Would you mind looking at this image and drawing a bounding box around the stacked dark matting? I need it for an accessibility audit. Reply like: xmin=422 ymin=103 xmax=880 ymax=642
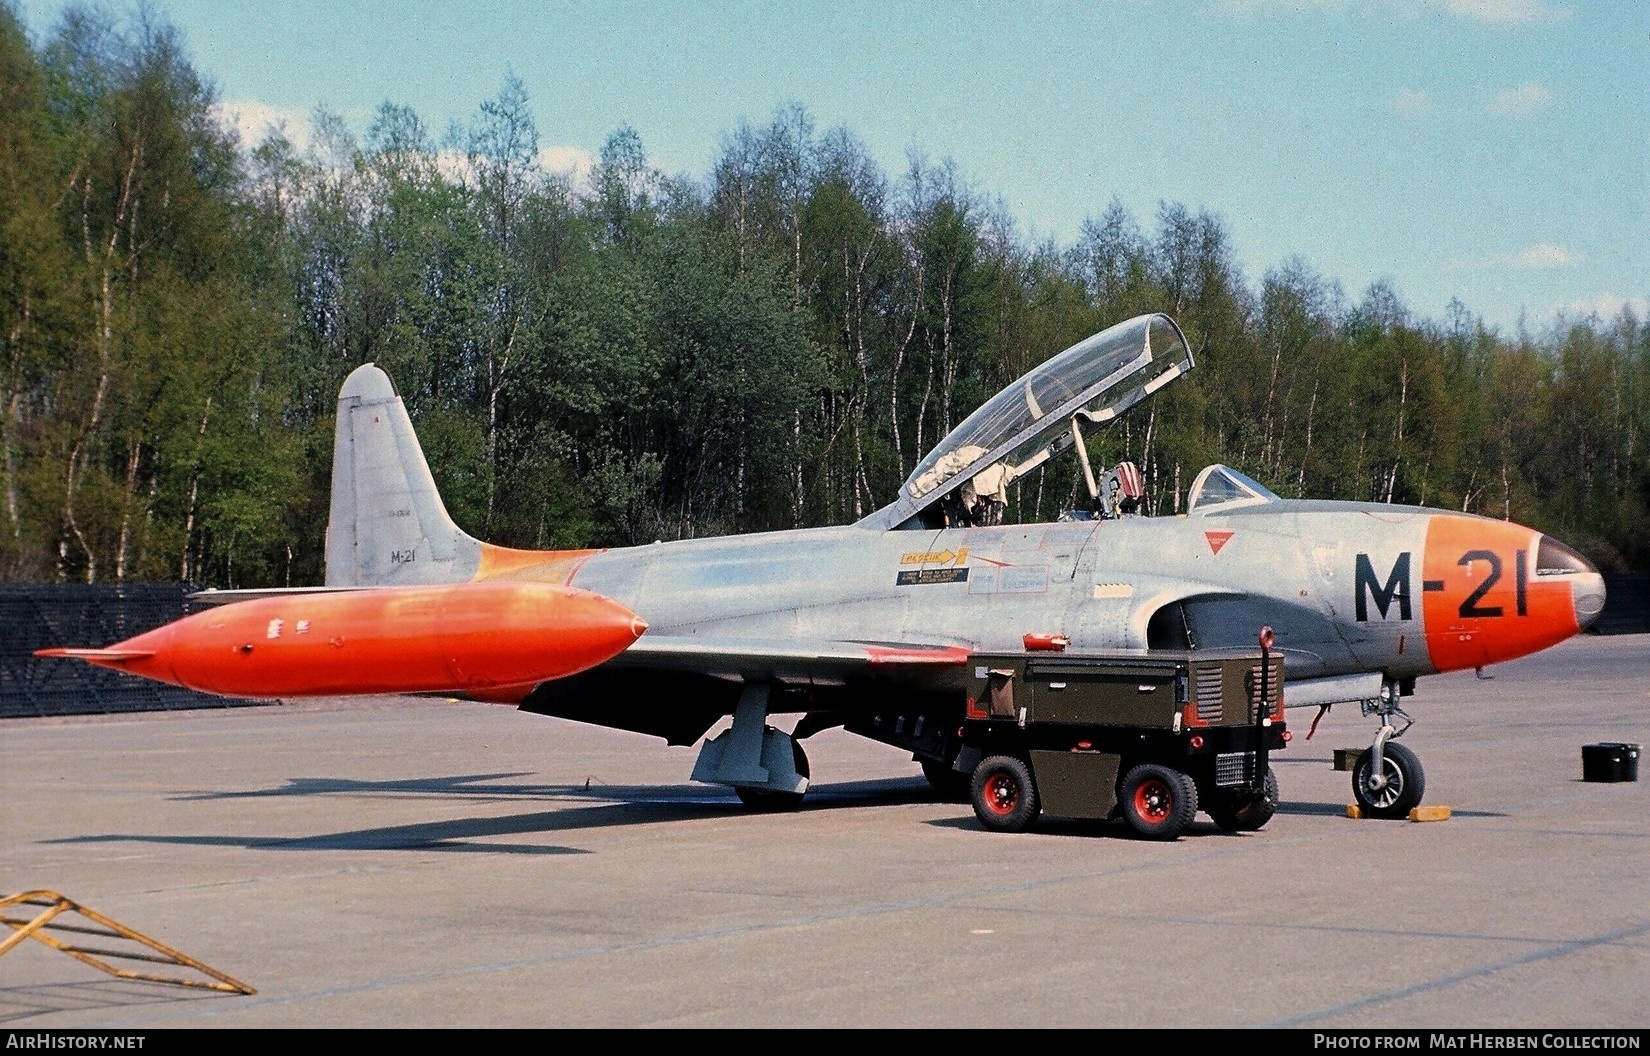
xmin=0 ymin=584 xmax=263 ymax=718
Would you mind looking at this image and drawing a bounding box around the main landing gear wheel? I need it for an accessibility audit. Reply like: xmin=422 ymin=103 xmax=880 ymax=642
xmin=970 ymin=755 xmax=1039 ymax=833
xmin=1352 ymin=740 xmax=1425 ymax=820
xmin=734 ymin=738 xmax=811 ymax=813
xmin=921 ymin=758 xmax=971 ymax=803
xmin=1207 ymin=769 xmax=1280 ymax=832
xmin=1119 ymin=763 xmax=1198 ymax=840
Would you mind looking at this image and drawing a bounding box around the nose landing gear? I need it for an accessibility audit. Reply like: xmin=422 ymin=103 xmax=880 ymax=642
xmin=1352 ymin=680 xmax=1426 ymax=819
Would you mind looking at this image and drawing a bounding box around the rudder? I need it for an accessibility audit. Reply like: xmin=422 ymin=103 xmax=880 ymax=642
xmin=325 ymin=364 xmax=482 ymax=587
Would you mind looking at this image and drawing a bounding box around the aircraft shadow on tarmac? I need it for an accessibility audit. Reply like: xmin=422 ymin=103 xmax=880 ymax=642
xmin=39 ymin=774 xmax=945 ymax=855
xmin=165 ymin=770 xmax=941 ymax=806
xmin=37 ymin=762 xmax=1504 ymax=854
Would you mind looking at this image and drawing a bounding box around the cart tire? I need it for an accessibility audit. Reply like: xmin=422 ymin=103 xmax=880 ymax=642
xmin=970 ymin=755 xmax=1039 ymax=833
xmin=922 ymin=758 xmax=971 ymax=803
xmin=1352 ymin=741 xmax=1425 ymax=819
xmin=1207 ymin=769 xmax=1280 ymax=832
xmin=1119 ymin=763 xmax=1198 ymax=840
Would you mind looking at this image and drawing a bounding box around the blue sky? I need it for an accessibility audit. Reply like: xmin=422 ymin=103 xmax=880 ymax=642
xmin=17 ymin=0 xmax=1648 ymax=335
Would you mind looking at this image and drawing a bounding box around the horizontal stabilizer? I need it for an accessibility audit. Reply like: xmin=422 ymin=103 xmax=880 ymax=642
xmin=186 ymin=586 xmax=363 ymax=607
xmin=34 ymin=647 xmax=156 ymax=662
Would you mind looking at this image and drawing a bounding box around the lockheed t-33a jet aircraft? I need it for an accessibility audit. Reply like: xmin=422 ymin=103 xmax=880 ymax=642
xmin=43 ymin=313 xmax=1605 ymax=827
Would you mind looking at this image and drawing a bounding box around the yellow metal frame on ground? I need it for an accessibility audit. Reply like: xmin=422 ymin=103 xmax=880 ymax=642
xmin=0 ymin=890 xmax=254 ymax=995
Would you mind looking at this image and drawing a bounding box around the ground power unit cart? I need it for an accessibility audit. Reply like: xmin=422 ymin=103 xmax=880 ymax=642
xmin=958 ymin=630 xmax=1286 ymax=840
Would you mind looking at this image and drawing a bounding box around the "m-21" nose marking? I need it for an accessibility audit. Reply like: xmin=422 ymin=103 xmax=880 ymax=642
xmin=1355 ymin=550 xmax=1529 ymax=622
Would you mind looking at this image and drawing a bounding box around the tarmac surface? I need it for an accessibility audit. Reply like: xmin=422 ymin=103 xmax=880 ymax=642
xmin=1 ymin=633 xmax=1646 ymax=1030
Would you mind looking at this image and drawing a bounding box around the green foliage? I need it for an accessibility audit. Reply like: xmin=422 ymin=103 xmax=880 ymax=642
xmin=1 ymin=11 xmax=1646 ymax=583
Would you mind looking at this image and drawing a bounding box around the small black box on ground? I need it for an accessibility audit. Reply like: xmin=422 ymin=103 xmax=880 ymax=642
xmin=1581 ymin=743 xmax=1640 ymax=783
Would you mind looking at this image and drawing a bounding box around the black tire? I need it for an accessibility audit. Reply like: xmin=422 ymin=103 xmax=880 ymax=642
xmin=1352 ymin=741 xmax=1425 ymax=819
xmin=970 ymin=755 xmax=1039 ymax=833
xmin=1118 ymin=763 xmax=1198 ymax=840
xmin=1207 ymin=769 xmax=1280 ymax=832
xmin=921 ymin=758 xmax=971 ymax=802
xmin=735 ymin=736 xmax=810 ymax=813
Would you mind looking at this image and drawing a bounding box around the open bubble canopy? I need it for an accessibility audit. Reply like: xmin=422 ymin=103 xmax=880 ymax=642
xmin=865 ymin=313 xmax=1193 ymax=528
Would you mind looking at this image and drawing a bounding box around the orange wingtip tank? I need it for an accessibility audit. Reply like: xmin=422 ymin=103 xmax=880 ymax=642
xmin=35 ymin=581 xmax=646 ymax=698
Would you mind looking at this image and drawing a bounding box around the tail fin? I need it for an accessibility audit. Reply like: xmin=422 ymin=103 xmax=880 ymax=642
xmin=325 ymin=364 xmax=482 ymax=587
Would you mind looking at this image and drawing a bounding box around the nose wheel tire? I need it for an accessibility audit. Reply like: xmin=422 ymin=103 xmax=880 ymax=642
xmin=1118 ymin=763 xmax=1198 ymax=840
xmin=1352 ymin=741 xmax=1425 ymax=819
xmin=970 ymin=755 xmax=1039 ymax=833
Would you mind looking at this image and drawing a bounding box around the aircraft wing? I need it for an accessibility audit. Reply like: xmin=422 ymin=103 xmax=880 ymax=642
xmin=519 ymin=634 xmax=975 ymax=746
xmin=605 ymin=635 xmax=973 ymax=684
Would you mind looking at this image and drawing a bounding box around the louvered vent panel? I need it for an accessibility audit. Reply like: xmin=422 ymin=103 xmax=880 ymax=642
xmin=1246 ymin=661 xmax=1282 ymax=719
xmin=1195 ymin=665 xmax=1224 ymax=723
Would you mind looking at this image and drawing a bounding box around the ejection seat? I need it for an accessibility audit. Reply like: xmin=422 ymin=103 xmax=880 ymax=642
xmin=1099 ymin=461 xmax=1144 ymax=518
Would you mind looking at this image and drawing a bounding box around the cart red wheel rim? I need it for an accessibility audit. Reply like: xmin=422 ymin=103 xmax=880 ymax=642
xmin=1133 ymin=779 xmax=1171 ymax=821
xmin=984 ymin=772 xmax=1019 ymax=815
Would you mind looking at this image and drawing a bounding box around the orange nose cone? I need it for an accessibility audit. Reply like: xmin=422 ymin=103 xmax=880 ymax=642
xmin=1423 ymin=517 xmax=1604 ymax=673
